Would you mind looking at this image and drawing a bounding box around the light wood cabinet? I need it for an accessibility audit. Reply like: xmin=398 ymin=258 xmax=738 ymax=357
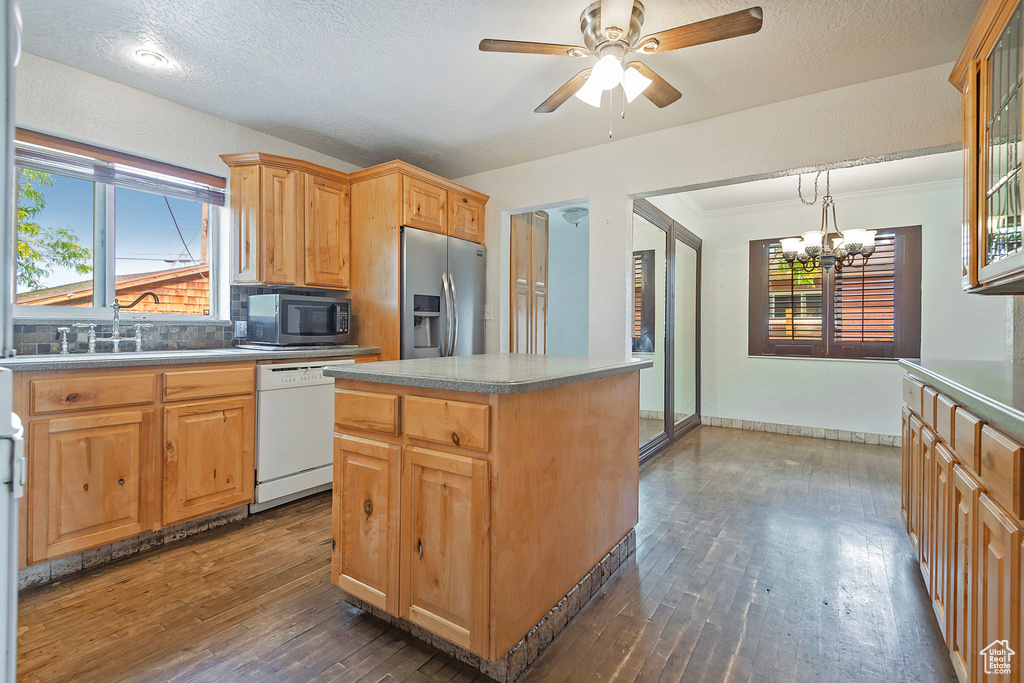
xmin=920 ymin=426 xmax=937 ymax=592
xmin=909 ymin=414 xmax=924 ymax=552
xmin=162 ymin=396 xmax=255 ymax=526
xmin=509 ymin=210 xmax=548 ymax=354
xmin=902 ymin=406 xmax=912 ymax=526
xmin=400 ymin=446 xmax=489 ymax=654
xmin=975 ymin=493 xmax=1020 ymax=683
xmin=28 ymin=410 xmax=154 ymax=562
xmin=305 ymin=173 xmax=351 ymax=289
xmin=403 ymin=176 xmax=447 ymax=234
xmin=221 ymin=153 xmax=351 ymax=289
xmin=449 ymin=191 xmax=484 ymax=243
xmin=333 ymin=434 xmax=401 ymax=614
xmin=951 ymin=0 xmax=1024 ymax=293
xmin=933 ymin=442 xmax=955 ymax=641
xmin=950 ymin=464 xmax=980 ymax=683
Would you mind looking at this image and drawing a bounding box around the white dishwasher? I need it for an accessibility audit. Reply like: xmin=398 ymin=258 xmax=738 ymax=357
xmin=251 ymin=358 xmax=354 ymax=512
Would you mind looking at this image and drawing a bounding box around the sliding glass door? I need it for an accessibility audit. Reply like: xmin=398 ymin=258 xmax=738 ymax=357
xmin=632 ymin=200 xmax=701 ymax=462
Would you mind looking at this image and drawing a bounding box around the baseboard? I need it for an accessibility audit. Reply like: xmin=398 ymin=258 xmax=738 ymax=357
xmin=700 ymin=415 xmax=901 ymax=447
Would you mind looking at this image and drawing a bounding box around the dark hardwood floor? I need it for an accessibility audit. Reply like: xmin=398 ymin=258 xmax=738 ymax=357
xmin=17 ymin=426 xmax=955 ymax=683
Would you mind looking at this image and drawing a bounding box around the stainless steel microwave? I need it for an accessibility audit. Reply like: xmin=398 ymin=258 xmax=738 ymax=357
xmin=246 ymin=294 xmax=352 ymax=345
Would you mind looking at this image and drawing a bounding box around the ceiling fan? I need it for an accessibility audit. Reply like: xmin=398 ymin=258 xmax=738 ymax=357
xmin=480 ymin=1 xmax=763 ymax=113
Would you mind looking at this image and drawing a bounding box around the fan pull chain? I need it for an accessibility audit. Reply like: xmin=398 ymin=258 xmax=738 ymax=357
xmin=609 ymin=88 xmax=614 ymax=138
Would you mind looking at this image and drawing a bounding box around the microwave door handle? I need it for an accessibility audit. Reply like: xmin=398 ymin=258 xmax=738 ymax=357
xmin=450 ymin=274 xmax=459 ymax=356
xmin=330 ymin=304 xmax=340 ymax=333
xmin=441 ymin=272 xmax=452 ymax=356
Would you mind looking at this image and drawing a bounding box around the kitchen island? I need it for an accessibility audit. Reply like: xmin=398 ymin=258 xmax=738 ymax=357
xmin=323 ymin=354 xmax=651 ymax=681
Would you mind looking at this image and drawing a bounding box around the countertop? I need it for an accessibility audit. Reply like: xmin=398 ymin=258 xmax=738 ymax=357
xmin=0 ymin=345 xmax=381 ymax=371
xmin=323 ymin=353 xmax=653 ymax=394
xmin=900 ymin=358 xmax=1024 ymax=439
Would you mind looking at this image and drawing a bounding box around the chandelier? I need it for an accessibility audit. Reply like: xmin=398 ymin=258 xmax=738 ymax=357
xmin=781 ymin=170 xmax=875 ymax=272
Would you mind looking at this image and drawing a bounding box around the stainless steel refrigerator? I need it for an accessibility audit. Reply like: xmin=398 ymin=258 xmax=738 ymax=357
xmin=401 ymin=226 xmax=485 ymax=358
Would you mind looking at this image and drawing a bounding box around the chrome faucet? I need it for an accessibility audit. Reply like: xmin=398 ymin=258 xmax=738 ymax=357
xmin=84 ymin=292 xmax=161 ymax=353
xmin=112 ymin=292 xmax=160 ymax=331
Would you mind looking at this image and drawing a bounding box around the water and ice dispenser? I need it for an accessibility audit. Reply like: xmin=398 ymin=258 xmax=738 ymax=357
xmin=412 ymin=294 xmax=441 ymax=349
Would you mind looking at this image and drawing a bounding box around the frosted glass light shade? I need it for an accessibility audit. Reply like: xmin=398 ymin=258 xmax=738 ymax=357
xmin=575 ymin=76 xmax=604 ymax=107
xmin=862 ymin=230 xmax=876 ymax=248
xmin=801 ymin=231 xmax=823 ymax=247
xmin=622 ymin=66 xmax=652 ymax=103
xmin=590 ymin=54 xmax=624 ymax=90
xmin=779 ymin=238 xmax=802 ymax=253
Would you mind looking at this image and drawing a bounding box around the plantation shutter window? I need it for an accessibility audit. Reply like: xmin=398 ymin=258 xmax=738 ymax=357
xmin=748 ymin=226 xmax=921 ymax=359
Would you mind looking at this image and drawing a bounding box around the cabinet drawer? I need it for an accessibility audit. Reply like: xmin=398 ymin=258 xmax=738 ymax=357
xmin=30 ymin=373 xmax=155 ymax=414
xmin=921 ymin=387 xmax=938 ymax=429
xmin=404 ymin=396 xmax=490 ymax=452
xmin=954 ymin=408 xmax=983 ymax=475
xmin=902 ymin=375 xmax=925 ymax=415
xmin=335 ymin=389 xmax=400 ymax=435
xmin=979 ymin=425 xmax=1024 ymax=519
xmin=935 ymin=394 xmax=957 ymax=446
xmin=163 ymin=366 xmax=254 ymax=402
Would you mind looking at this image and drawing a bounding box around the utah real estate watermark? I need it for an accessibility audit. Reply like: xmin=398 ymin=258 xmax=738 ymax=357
xmin=981 ymin=639 xmax=1015 ymax=676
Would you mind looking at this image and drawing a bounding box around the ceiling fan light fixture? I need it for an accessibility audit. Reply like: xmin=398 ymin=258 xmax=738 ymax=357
xmin=622 ymin=66 xmax=652 ymax=103
xmin=638 ymin=38 xmax=659 ymax=54
xmin=567 ymin=48 xmax=586 ymax=57
xmin=575 ymin=75 xmax=604 ymax=107
xmin=604 ymin=26 xmax=624 ymax=41
xmin=590 ymin=54 xmax=624 ymax=90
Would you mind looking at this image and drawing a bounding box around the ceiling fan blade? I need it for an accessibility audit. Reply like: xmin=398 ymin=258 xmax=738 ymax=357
xmin=535 ymin=69 xmax=592 ymax=113
xmin=629 ymin=63 xmax=682 ymax=108
xmin=479 ymin=39 xmax=587 ymax=57
xmin=638 ymin=7 xmax=763 ymax=53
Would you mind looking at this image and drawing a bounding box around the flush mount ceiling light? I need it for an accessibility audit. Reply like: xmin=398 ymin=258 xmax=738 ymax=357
xmin=781 ymin=170 xmax=876 ymax=273
xmin=562 ymin=207 xmax=589 ymax=226
xmin=134 ymin=49 xmax=169 ymax=67
xmin=479 ymin=1 xmax=763 ymax=114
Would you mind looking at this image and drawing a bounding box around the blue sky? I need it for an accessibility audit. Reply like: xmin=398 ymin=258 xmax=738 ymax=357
xmin=18 ymin=172 xmax=205 ymax=293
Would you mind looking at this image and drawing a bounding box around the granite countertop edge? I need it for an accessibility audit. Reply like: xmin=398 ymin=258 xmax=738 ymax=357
xmin=898 ymin=358 xmax=1024 ymax=438
xmin=0 ymin=346 xmax=382 ymax=371
xmin=324 ymin=357 xmax=654 ymax=394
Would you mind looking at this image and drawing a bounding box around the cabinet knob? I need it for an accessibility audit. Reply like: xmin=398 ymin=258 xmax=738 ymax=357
xmin=118 ymin=478 xmax=124 ymax=486
xmin=363 ymin=499 xmax=373 ymax=517
xmin=65 ymin=393 xmax=79 ymax=403
xmin=451 ymin=432 xmax=461 ymax=446
xmin=418 ymin=539 xmax=423 ymax=557
xmin=83 ymin=483 xmax=89 ymax=492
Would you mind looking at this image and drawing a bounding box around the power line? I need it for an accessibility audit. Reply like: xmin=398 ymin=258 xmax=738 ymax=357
xmin=164 ymin=196 xmax=196 ymax=265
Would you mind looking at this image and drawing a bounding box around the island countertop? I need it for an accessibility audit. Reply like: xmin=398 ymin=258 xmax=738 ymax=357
xmin=323 ymin=353 xmax=653 ymax=394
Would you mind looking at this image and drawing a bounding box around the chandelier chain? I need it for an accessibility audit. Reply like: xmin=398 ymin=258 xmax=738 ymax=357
xmin=797 ymin=169 xmax=832 ymax=205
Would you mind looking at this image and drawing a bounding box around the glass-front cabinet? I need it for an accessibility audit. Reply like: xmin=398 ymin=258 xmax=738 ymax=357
xmin=953 ymin=0 xmax=1024 ymax=293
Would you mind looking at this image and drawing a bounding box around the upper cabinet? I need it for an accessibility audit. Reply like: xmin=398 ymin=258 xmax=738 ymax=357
xmin=952 ymin=0 xmax=1024 ymax=293
xmin=403 ymin=176 xmax=448 ymax=235
xmin=221 ymin=153 xmax=351 ymax=289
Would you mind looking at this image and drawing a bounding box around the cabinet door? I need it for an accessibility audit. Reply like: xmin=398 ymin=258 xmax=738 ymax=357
xmin=261 ymin=166 xmax=303 ymax=285
xmin=975 ymin=493 xmax=1020 ymax=683
xmin=510 ymin=212 xmax=532 ymax=353
xmin=908 ymin=414 xmax=923 ymax=553
xmin=901 ymin=406 xmax=912 ymax=527
xmin=932 ymin=442 xmax=955 ymax=643
xmin=531 ymin=211 xmax=548 ymax=354
xmin=333 ymin=435 xmax=401 ymax=614
xmin=400 ymin=447 xmax=489 ymax=656
xmin=950 ymin=464 xmax=980 ymax=683
xmin=304 ymin=174 xmax=351 ymax=289
xmin=163 ymin=396 xmax=255 ymax=525
xmin=29 ymin=411 xmax=153 ymax=562
xmin=448 ymin=191 xmax=484 ymax=244
xmin=402 ymin=176 xmax=447 ymax=234
xmin=229 ymin=165 xmax=261 ymax=284
xmin=919 ymin=426 xmax=936 ymax=592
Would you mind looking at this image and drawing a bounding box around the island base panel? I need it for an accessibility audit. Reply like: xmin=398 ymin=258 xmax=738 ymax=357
xmin=339 ymin=528 xmax=635 ymax=682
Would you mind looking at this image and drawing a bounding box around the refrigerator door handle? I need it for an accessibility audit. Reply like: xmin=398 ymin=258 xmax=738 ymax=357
xmin=441 ymin=272 xmax=452 ymax=356
xmin=450 ymin=274 xmax=459 ymax=354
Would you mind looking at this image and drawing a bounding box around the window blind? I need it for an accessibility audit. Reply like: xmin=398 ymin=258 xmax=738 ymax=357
xmin=834 ymin=234 xmax=896 ymax=342
xmin=15 ymin=142 xmax=226 ymax=207
xmin=766 ymin=242 xmax=823 ymax=341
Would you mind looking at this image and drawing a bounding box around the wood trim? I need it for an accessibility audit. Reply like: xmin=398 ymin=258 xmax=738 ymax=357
xmin=16 ymin=128 xmax=226 ymax=189
xmin=219 ymin=152 xmax=351 ymax=184
xmin=349 ymin=160 xmax=489 ymax=204
xmin=950 ymin=0 xmax=1011 ymax=90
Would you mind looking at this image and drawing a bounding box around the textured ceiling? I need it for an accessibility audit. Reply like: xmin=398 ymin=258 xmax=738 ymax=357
xmin=19 ymin=0 xmax=981 ymax=178
xmin=679 ymin=150 xmax=962 ymax=213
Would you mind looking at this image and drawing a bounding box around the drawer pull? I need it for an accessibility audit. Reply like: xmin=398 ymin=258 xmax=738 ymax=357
xmin=65 ymin=393 xmax=79 ymax=403
xmin=118 ymin=478 xmax=124 ymax=486
xmin=83 ymin=483 xmax=89 ymax=492
xmin=363 ymin=499 xmax=373 ymax=517
xmin=451 ymin=432 xmax=461 ymax=446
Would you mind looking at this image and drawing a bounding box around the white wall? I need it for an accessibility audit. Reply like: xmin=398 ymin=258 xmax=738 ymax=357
xmin=456 ymin=64 xmax=962 ymax=362
xmin=546 ymin=211 xmax=589 ymax=356
xmin=669 ymin=180 xmax=1009 ymax=436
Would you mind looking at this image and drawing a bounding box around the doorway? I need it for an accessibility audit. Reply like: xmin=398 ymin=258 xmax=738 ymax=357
xmin=632 ymin=199 xmax=701 ymax=463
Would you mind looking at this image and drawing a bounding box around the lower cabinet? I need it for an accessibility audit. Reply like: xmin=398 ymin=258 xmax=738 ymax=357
xmin=163 ymin=396 xmax=255 ymax=525
xmin=400 ymin=447 xmax=489 ymax=654
xmin=28 ymin=410 xmax=153 ymax=561
xmin=902 ymin=406 xmax=912 ymax=525
xmin=908 ymin=414 xmax=924 ymax=552
xmin=950 ymin=464 xmax=980 ymax=683
xmin=333 ymin=438 xmax=490 ymax=656
xmin=975 ymin=493 xmax=1020 ymax=683
xmin=932 ymin=442 xmax=955 ymax=641
xmin=920 ymin=426 xmax=936 ymax=592
xmin=333 ymin=434 xmax=401 ymax=614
